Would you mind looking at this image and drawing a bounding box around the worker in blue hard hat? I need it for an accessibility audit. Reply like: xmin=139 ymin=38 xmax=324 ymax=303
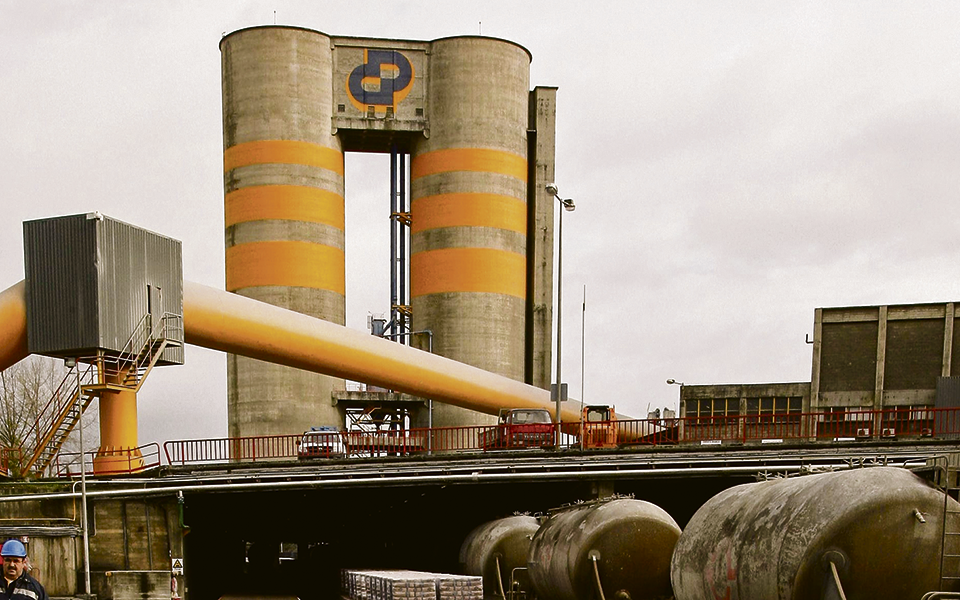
xmin=0 ymin=539 xmax=48 ymax=600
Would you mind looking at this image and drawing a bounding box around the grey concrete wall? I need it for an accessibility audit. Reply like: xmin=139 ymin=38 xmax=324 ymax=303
xmin=90 ymin=499 xmax=175 ymax=571
xmin=0 ymin=497 xmax=78 ymax=597
xmin=221 ymin=26 xmax=346 ymax=437
xmin=526 ymin=87 xmax=557 ymax=391
xmin=31 ymin=536 xmax=76 ymax=597
xmin=810 ymin=302 xmax=959 ymax=410
xmin=92 ymin=571 xmax=172 ymax=600
xmin=0 ymin=495 xmax=183 ymax=600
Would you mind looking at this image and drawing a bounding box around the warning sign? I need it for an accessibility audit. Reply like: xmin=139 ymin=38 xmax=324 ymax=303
xmin=171 ymin=558 xmax=184 ymax=575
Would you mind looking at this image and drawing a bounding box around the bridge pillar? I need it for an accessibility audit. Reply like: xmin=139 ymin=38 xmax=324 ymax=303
xmin=590 ymin=480 xmax=615 ymax=500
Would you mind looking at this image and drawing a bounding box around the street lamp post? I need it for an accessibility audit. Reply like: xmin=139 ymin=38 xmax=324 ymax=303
xmin=546 ymin=183 xmax=575 ymax=439
xmin=65 ymin=358 xmax=91 ymax=599
xmin=667 ymin=378 xmax=684 ymax=420
xmin=666 ymin=378 xmax=684 ymax=395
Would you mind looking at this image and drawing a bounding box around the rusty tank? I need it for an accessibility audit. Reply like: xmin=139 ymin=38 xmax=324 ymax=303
xmin=671 ymin=466 xmax=960 ymax=599
xmin=459 ymin=515 xmax=540 ymax=597
xmin=527 ymin=497 xmax=681 ymax=600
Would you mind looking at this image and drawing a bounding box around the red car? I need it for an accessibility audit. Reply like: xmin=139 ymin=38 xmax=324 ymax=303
xmin=481 ymin=408 xmax=555 ymax=450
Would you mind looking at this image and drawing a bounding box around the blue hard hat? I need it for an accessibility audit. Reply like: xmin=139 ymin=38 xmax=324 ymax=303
xmin=1 ymin=540 xmax=26 ymax=558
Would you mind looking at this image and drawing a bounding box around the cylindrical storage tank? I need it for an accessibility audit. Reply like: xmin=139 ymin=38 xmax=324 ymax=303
xmin=528 ymin=498 xmax=681 ymax=600
xmin=671 ymin=466 xmax=960 ymax=599
xmin=220 ymin=26 xmax=345 ymax=437
xmin=459 ymin=515 xmax=540 ymax=597
xmin=410 ymin=36 xmax=531 ymax=428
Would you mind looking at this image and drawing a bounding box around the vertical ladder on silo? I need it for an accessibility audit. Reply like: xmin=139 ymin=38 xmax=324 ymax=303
xmin=941 ymin=467 xmax=960 ymax=592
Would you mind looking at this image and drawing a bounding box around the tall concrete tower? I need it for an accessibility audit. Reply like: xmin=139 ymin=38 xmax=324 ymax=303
xmin=221 ymin=27 xmax=346 ymax=437
xmin=220 ymin=27 xmax=556 ymax=437
xmin=410 ymin=37 xmax=531 ymax=428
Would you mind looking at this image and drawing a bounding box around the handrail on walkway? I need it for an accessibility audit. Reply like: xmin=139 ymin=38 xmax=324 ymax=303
xmin=159 ymin=405 xmax=960 ymax=469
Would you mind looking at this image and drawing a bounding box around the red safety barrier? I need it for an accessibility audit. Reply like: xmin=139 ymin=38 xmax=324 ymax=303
xmin=0 ymin=446 xmax=23 ymax=477
xmin=431 ymin=425 xmax=487 ymax=453
xmin=164 ymin=434 xmax=301 ymax=465
xmin=151 ymin=406 xmax=960 ymax=468
xmin=3 ymin=409 xmax=960 ymax=476
xmin=478 ymin=421 xmax=556 ymax=451
xmin=615 ymin=418 xmax=680 ymax=446
xmin=343 ymin=430 xmax=427 ymax=457
xmin=55 ymin=442 xmax=162 ymax=477
xmin=297 ymin=430 xmax=346 ymax=459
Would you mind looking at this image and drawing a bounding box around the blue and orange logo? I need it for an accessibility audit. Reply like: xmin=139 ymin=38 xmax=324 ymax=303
xmin=347 ymin=50 xmax=414 ymax=114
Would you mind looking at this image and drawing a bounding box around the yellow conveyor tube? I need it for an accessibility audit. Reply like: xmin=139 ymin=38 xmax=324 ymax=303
xmin=1 ymin=280 xmax=645 ymax=455
xmin=0 ymin=280 xmax=583 ymax=421
xmin=181 ymin=281 xmax=584 ymax=422
xmin=0 ymin=281 xmax=27 ymax=373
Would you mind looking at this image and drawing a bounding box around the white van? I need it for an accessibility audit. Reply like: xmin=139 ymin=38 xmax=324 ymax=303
xmin=297 ymin=426 xmax=346 ymax=459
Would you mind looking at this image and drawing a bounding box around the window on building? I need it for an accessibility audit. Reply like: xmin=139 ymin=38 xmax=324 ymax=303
xmin=818 ymin=406 xmax=870 ymax=420
xmin=685 ymin=398 xmax=739 ymax=424
xmin=746 ymin=396 xmax=802 ymax=423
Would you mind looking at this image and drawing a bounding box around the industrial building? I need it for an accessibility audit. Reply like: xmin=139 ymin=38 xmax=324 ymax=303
xmin=678 ymin=301 xmax=960 ymax=441
xmin=220 ymin=26 xmax=560 ymax=437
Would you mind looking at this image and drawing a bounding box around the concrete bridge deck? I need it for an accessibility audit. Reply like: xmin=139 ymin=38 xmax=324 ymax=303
xmin=0 ymin=440 xmax=955 ymax=600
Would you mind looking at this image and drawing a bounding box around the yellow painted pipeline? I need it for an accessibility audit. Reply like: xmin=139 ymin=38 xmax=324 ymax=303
xmin=0 ymin=280 xmax=644 ymax=441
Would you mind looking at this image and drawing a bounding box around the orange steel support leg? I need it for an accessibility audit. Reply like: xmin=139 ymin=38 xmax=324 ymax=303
xmin=94 ymin=374 xmax=143 ymax=474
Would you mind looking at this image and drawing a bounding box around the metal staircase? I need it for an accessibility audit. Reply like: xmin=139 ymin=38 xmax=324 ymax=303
xmin=26 ymin=364 xmax=97 ymax=476
xmin=19 ymin=312 xmax=183 ymax=476
xmin=114 ymin=312 xmax=183 ymax=391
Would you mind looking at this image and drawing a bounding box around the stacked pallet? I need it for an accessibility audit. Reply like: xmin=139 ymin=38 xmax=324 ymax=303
xmin=341 ymin=569 xmax=482 ymax=600
xmin=341 ymin=570 xmax=436 ymax=600
xmin=435 ymin=574 xmax=484 ymax=600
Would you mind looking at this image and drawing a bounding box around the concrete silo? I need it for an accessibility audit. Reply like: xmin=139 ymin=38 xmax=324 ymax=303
xmin=220 ymin=27 xmax=556 ymax=436
xmin=220 ymin=27 xmax=346 ymax=437
xmin=410 ymin=37 xmax=532 ymax=428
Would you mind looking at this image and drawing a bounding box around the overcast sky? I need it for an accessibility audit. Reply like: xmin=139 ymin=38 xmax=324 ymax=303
xmin=2 ymin=2 xmax=959 ymax=445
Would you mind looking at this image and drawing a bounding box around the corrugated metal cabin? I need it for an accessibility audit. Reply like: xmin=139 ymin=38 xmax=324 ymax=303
xmin=23 ymin=212 xmax=183 ymax=365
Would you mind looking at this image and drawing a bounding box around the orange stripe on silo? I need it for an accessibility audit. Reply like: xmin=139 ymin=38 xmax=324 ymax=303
xmin=411 ymin=193 xmax=526 ymax=234
xmin=411 ymin=248 xmax=525 ymax=299
xmin=224 ymin=140 xmax=344 ymax=175
xmin=411 ymin=148 xmax=527 ymax=181
xmin=225 ymin=186 xmax=345 ymax=229
xmin=226 ymin=241 xmax=345 ymax=294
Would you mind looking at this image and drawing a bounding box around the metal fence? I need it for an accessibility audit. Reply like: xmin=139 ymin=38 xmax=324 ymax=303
xmin=54 ymin=442 xmax=162 ymax=477
xmin=151 ymin=406 xmax=960 ymax=468
xmin=0 ymin=447 xmax=23 ymax=477
xmin=164 ymin=434 xmax=302 ymax=466
xmin=12 ymin=406 xmax=956 ymax=475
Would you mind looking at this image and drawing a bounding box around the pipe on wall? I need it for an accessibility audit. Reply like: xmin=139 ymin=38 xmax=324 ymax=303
xmin=0 ymin=462 xmax=878 ymax=504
